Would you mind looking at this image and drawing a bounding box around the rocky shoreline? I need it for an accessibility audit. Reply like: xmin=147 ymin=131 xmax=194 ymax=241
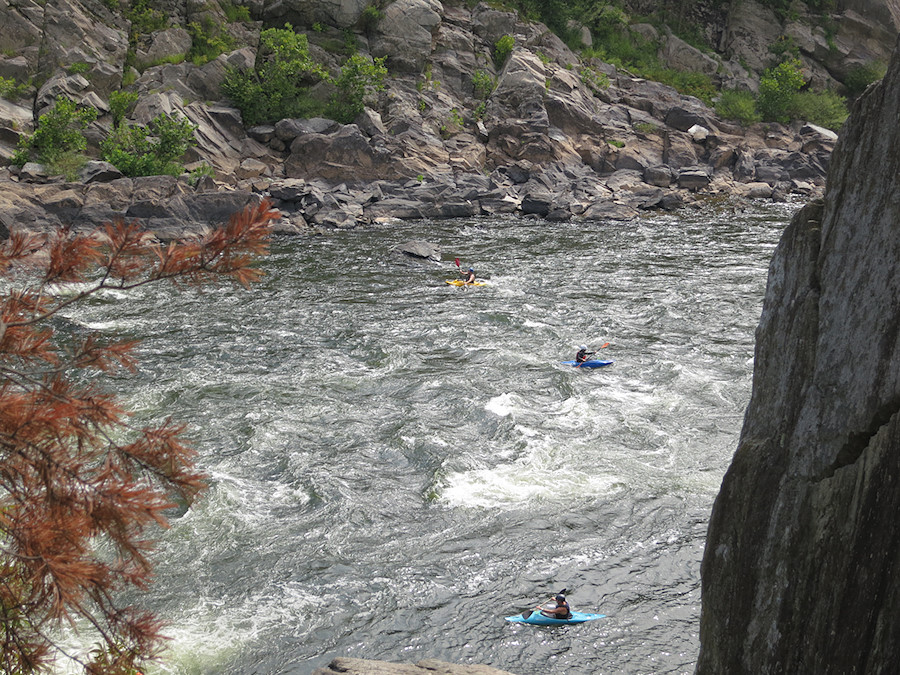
xmin=0 ymin=0 xmax=854 ymax=239
xmin=0 ymin=108 xmax=836 ymax=240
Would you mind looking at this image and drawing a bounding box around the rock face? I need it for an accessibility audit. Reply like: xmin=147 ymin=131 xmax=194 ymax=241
xmin=697 ymin=33 xmax=900 ymax=675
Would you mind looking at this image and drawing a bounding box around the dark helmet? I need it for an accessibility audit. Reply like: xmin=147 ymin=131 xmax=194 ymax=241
xmin=555 ymin=594 xmax=566 ymax=603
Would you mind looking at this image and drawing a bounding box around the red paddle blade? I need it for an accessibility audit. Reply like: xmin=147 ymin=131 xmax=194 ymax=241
xmin=600 ymin=342 xmax=610 ymax=348
xmin=455 ymin=258 xmax=460 ymax=267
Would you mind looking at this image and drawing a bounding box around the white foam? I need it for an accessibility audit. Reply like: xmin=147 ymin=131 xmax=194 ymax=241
xmin=485 ymin=392 xmax=519 ymax=417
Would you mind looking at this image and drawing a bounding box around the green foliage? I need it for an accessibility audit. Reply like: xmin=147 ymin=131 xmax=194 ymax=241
xmin=187 ymin=17 xmax=236 ymax=65
xmin=14 ymin=96 xmax=98 ymax=168
xmin=715 ymin=89 xmax=761 ymax=126
xmin=359 ymin=3 xmax=383 ymax=34
xmin=472 ymin=69 xmax=495 ymax=99
xmin=644 ymin=66 xmax=717 ymax=105
xmin=789 ymin=89 xmax=848 ymax=130
xmin=222 ymin=24 xmax=330 ymax=126
xmin=579 ymin=65 xmax=610 ymax=92
xmin=109 ymin=90 xmax=139 ymax=129
xmin=101 ymin=112 xmax=197 ymax=177
xmin=758 ymin=58 xmax=806 ymax=123
xmin=222 ymin=0 xmax=251 ymax=23
xmin=0 ymin=75 xmax=30 ymax=101
xmin=67 ymin=61 xmax=91 ymax=75
xmin=493 ymin=34 xmax=515 ymax=68
xmin=326 ymin=53 xmax=388 ymax=123
xmin=511 ymin=0 xmax=574 ymax=38
xmin=188 ymin=162 xmax=216 ymax=186
xmin=126 ymin=0 xmax=166 ymax=34
xmin=768 ymin=34 xmax=799 ymax=62
xmin=633 ymin=121 xmax=658 ymax=134
xmin=844 ymin=61 xmax=887 ymax=98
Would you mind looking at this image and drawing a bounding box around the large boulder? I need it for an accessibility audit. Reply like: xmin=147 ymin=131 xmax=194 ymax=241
xmin=370 ymin=0 xmax=443 ymax=73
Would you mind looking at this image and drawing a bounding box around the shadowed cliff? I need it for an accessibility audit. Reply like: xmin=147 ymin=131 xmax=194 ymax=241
xmin=697 ymin=31 xmax=900 ymax=675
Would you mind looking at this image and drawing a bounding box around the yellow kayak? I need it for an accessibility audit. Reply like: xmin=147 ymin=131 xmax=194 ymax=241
xmin=445 ymin=279 xmax=486 ymax=286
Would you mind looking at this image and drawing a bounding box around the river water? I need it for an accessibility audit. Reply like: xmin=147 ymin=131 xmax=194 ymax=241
xmin=67 ymin=201 xmax=796 ymax=674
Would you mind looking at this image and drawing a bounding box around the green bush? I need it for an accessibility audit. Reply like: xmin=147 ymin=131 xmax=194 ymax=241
xmin=326 ymin=53 xmax=387 ymax=123
xmin=757 ymin=58 xmax=805 ymax=123
xmin=67 ymin=62 xmax=91 ymax=75
xmin=789 ymin=89 xmax=848 ymax=130
xmin=472 ymin=69 xmax=495 ymax=99
xmin=109 ymin=90 xmax=139 ymax=129
xmin=13 ymin=97 xmax=98 ymax=168
xmin=358 ymin=4 xmax=383 ymax=34
xmin=844 ymin=61 xmax=887 ymax=98
xmin=493 ymin=34 xmax=515 ymax=68
xmin=642 ymin=66 xmax=716 ymax=105
xmin=222 ymin=0 xmax=251 ymax=23
xmin=715 ymin=89 xmax=761 ymax=126
xmin=0 ymin=75 xmax=29 ymax=101
xmin=187 ymin=18 xmax=236 ymax=65
xmin=126 ymin=0 xmax=166 ymax=34
xmin=101 ymin=113 xmax=197 ymax=177
xmin=222 ymin=24 xmax=329 ymax=126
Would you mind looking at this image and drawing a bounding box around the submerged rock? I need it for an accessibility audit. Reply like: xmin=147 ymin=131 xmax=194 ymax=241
xmin=311 ymin=657 xmax=516 ymax=675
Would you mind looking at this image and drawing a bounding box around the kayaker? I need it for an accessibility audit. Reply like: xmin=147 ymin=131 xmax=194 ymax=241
xmin=541 ymin=593 xmax=572 ymax=620
xmin=461 ymin=267 xmax=476 ymax=285
xmin=575 ymin=345 xmax=595 ymax=363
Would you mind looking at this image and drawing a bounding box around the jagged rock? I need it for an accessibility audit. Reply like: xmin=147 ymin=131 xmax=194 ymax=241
xmin=521 ymin=188 xmax=552 ymax=215
xmin=665 ymin=106 xmax=715 ymax=133
xmin=698 ymin=27 xmax=900 ymax=675
xmin=79 ymin=160 xmax=123 ymax=183
xmin=470 ymin=4 xmax=518 ymax=44
xmin=260 ymin=0 xmax=370 ymax=29
xmin=676 ymin=165 xmax=712 ymax=190
xmin=137 ymin=27 xmax=191 ymax=67
xmin=688 ymin=124 xmax=710 ymax=142
xmin=721 ymin=0 xmax=783 ymax=74
xmin=391 ymin=239 xmax=440 ymax=261
xmin=275 ymin=117 xmax=340 ymax=143
xmin=371 ymin=0 xmax=443 ymax=73
xmin=644 ymin=164 xmax=673 ymax=187
xmin=659 ymin=32 xmax=719 ymax=76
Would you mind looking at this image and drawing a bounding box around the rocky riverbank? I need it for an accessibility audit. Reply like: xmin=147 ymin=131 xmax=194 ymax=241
xmin=0 ymin=0 xmax=866 ymax=237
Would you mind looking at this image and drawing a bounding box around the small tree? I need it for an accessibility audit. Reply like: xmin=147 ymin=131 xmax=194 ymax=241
xmin=757 ymin=58 xmax=805 ymax=123
xmin=12 ymin=97 xmax=98 ymax=171
xmin=222 ymin=24 xmax=329 ymax=126
xmin=326 ymin=53 xmax=387 ymax=123
xmin=101 ymin=112 xmax=197 ymax=177
xmin=0 ymin=200 xmax=278 ymax=674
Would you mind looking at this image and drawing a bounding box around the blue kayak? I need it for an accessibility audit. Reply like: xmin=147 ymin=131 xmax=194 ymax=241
xmin=561 ymin=360 xmax=614 ymax=368
xmin=506 ymin=610 xmax=606 ymax=625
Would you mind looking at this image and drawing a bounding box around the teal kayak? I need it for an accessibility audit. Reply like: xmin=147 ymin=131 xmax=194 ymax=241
xmin=561 ymin=360 xmax=614 ymax=368
xmin=505 ymin=610 xmax=606 ymax=625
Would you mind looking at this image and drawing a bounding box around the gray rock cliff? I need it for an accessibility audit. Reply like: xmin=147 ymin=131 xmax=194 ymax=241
xmin=697 ymin=30 xmax=900 ymax=675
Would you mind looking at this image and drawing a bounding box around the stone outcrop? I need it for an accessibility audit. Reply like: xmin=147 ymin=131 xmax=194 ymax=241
xmin=697 ymin=32 xmax=900 ymax=675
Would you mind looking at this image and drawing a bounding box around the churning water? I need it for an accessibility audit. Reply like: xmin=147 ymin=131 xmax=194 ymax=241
xmin=65 ymin=202 xmax=797 ymax=674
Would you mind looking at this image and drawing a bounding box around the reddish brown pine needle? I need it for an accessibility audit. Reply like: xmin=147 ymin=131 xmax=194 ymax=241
xmin=0 ymin=198 xmax=278 ymax=674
